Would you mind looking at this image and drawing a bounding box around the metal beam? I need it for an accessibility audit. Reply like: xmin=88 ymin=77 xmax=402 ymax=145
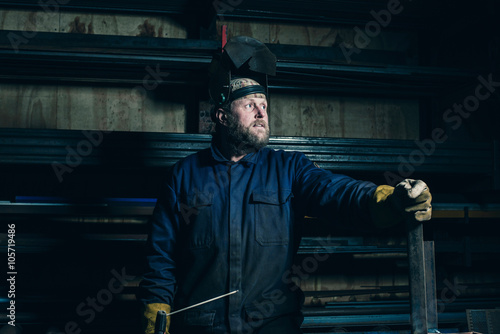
xmin=301 ymin=312 xmax=467 ymax=329
xmin=0 ymin=0 xmax=460 ymax=29
xmin=425 ymin=241 xmax=438 ymax=331
xmin=0 ymin=31 xmax=482 ymax=98
xmin=0 ymin=128 xmax=493 ymax=175
xmin=406 ymin=221 xmax=427 ymax=334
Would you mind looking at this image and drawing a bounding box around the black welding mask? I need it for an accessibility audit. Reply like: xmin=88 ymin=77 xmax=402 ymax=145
xmin=208 ymin=36 xmax=276 ymax=108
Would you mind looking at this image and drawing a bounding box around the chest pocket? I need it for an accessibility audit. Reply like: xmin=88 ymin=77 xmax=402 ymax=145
xmin=178 ymin=191 xmax=213 ymax=249
xmin=252 ymin=189 xmax=293 ymax=246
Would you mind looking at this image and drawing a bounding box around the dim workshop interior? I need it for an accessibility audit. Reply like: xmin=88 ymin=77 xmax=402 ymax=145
xmin=0 ymin=0 xmax=499 ymax=333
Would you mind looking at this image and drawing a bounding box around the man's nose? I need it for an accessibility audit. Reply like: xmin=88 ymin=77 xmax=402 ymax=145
xmin=255 ymin=107 xmax=266 ymax=118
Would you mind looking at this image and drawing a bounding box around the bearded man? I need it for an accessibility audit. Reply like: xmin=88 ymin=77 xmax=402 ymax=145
xmin=138 ymin=37 xmax=432 ymax=334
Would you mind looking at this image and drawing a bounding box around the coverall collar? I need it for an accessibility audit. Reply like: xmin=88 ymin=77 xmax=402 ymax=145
xmin=210 ymin=136 xmax=259 ymax=165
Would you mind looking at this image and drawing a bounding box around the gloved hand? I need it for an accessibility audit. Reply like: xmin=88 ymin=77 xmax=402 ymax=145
xmin=369 ymin=179 xmax=432 ymax=228
xmin=142 ymin=303 xmax=171 ymax=334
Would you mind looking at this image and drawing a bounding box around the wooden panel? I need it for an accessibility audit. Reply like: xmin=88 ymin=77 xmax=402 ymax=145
xmin=0 ymin=84 xmax=185 ymax=132
xmin=59 ymin=12 xmax=188 ymax=37
xmin=217 ymin=19 xmax=415 ymax=54
xmin=217 ymin=19 xmax=271 ymax=43
xmin=0 ymin=9 xmax=187 ymax=37
xmin=269 ymin=94 xmax=419 ymax=140
xmin=0 ymin=9 xmax=58 ymax=32
xmin=0 ymin=84 xmax=57 ymax=128
xmin=269 ymin=23 xmax=338 ymax=46
xmin=56 ymin=86 xmax=186 ymax=132
xmin=198 ymin=95 xmax=419 ymax=139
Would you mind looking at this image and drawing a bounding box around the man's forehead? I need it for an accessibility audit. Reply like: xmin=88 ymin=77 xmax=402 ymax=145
xmin=234 ymin=96 xmax=268 ymax=104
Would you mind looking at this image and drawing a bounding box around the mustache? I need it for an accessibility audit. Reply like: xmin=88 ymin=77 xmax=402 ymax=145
xmin=252 ymin=120 xmax=268 ymax=127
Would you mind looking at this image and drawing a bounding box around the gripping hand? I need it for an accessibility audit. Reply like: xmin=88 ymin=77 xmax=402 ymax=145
xmin=142 ymin=303 xmax=171 ymax=334
xmin=370 ymin=179 xmax=432 ymax=228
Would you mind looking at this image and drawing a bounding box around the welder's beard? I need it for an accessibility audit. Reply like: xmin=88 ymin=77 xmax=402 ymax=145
xmin=225 ymin=113 xmax=270 ymax=156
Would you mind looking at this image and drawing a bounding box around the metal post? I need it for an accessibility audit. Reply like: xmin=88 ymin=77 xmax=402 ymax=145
xmin=407 ymin=221 xmax=428 ymax=334
xmin=424 ymin=241 xmax=438 ymax=331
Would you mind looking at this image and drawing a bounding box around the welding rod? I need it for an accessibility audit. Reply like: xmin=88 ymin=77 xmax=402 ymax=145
xmin=166 ymin=290 xmax=239 ymax=317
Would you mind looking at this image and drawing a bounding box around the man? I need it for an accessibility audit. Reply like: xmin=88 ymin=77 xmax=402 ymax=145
xmin=139 ymin=36 xmax=432 ymax=334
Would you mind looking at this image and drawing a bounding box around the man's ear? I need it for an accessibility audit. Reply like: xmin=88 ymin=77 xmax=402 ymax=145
xmin=215 ymin=108 xmax=228 ymax=126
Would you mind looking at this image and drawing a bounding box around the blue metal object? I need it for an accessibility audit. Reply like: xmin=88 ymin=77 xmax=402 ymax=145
xmin=301 ymin=312 xmax=466 ymax=327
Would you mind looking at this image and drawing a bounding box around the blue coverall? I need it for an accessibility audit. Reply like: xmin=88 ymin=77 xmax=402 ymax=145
xmin=139 ymin=139 xmax=377 ymax=333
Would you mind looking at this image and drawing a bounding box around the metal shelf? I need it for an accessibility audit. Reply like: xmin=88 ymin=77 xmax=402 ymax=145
xmin=0 ymin=31 xmax=484 ymax=98
xmin=0 ymin=128 xmax=494 ymax=175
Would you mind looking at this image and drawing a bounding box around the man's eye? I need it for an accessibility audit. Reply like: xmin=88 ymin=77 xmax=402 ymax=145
xmin=246 ymin=104 xmax=253 ymax=108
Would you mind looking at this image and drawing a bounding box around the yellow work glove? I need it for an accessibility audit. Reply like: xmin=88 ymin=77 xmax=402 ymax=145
xmin=142 ymin=303 xmax=171 ymax=334
xmin=370 ymin=179 xmax=432 ymax=228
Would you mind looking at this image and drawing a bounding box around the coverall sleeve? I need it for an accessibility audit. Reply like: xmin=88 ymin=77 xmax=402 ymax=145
xmin=292 ymin=152 xmax=378 ymax=227
xmin=139 ymin=179 xmax=180 ymax=306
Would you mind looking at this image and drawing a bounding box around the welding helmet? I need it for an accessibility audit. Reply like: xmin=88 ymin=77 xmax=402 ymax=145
xmin=208 ymin=36 xmax=276 ymax=110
